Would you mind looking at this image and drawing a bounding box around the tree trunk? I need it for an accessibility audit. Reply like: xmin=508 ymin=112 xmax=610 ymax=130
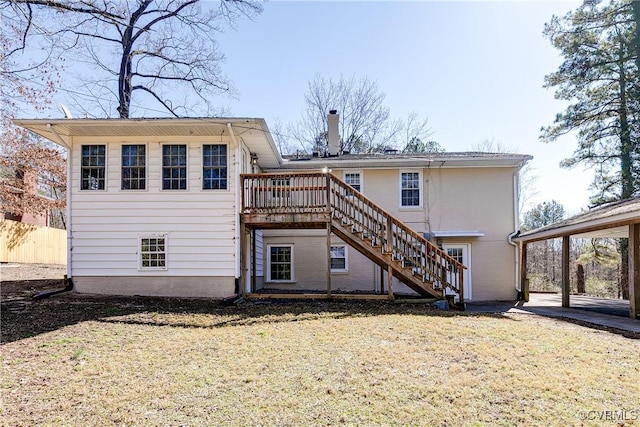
xmin=620 ymin=238 xmax=630 ymax=300
xmin=576 ymin=263 xmax=585 ymax=294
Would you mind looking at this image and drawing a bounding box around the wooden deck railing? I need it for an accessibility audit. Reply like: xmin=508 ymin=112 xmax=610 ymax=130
xmin=241 ymin=172 xmax=465 ymax=300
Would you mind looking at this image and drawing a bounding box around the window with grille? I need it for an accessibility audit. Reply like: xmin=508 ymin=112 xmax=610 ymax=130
xmin=344 ymin=172 xmax=361 ymax=193
xmin=162 ymin=145 xmax=187 ymax=190
xmin=203 ymin=144 xmax=227 ymax=190
xmin=81 ymin=145 xmax=106 ymax=190
xmin=400 ymin=171 xmax=421 ymax=207
xmin=330 ymin=245 xmax=348 ymax=272
xmin=268 ymin=245 xmax=293 ymax=281
xmin=122 ymin=145 xmax=146 ymax=190
xmin=140 ymin=236 xmax=167 ymax=269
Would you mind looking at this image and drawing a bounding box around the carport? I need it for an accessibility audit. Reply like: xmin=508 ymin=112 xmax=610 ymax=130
xmin=513 ymin=198 xmax=640 ymax=319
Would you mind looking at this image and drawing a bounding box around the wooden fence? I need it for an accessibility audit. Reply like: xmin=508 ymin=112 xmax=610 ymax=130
xmin=0 ymin=219 xmax=67 ymax=265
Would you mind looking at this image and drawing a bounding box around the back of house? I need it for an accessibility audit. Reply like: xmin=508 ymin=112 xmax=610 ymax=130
xmin=15 ymin=116 xmax=531 ymax=302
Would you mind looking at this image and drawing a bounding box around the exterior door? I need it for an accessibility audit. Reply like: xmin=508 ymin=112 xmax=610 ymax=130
xmin=442 ymin=243 xmax=472 ymax=301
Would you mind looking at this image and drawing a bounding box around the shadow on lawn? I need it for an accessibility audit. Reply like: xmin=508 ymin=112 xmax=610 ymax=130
xmin=4 ymin=280 xmax=637 ymax=343
xmin=1 ymin=279 xmax=516 ymax=344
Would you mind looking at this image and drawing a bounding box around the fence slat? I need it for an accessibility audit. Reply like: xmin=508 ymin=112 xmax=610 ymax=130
xmin=0 ymin=219 xmax=67 ymax=265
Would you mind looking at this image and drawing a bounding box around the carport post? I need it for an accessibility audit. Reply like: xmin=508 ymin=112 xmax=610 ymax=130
xmin=520 ymin=242 xmax=529 ymax=301
xmin=629 ymin=223 xmax=640 ymax=319
xmin=562 ymin=236 xmax=570 ymax=308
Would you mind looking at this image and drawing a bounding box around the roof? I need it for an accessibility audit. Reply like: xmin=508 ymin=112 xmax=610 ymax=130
xmin=275 ymin=151 xmax=532 ymax=170
xmin=513 ymin=197 xmax=640 ymax=243
xmin=13 ymin=117 xmax=283 ymax=169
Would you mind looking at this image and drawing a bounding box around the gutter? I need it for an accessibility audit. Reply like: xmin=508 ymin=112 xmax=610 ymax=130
xmin=46 ymin=123 xmax=73 ymax=281
xmin=507 ymin=160 xmax=527 ymax=295
xmin=227 ymin=123 xmax=242 ymax=294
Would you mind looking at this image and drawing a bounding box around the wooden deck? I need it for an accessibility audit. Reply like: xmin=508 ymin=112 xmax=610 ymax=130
xmin=240 ymin=171 xmax=465 ymax=306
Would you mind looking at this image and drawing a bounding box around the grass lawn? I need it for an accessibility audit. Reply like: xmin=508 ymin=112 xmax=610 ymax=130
xmin=2 ymin=294 xmax=640 ymax=427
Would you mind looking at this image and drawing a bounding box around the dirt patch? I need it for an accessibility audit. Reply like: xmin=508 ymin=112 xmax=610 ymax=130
xmin=1 ymin=263 xmax=67 ymax=297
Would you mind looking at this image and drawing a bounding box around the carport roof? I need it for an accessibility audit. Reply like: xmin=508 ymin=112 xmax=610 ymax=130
xmin=513 ymin=197 xmax=640 ymax=243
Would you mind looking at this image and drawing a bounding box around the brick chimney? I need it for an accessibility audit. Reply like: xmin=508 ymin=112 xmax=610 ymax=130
xmin=327 ymin=110 xmax=340 ymax=156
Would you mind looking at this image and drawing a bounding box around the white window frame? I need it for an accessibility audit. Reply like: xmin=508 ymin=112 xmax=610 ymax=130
xmin=202 ymin=143 xmax=228 ymax=190
xmin=330 ymin=244 xmax=348 ymax=273
xmin=80 ymin=144 xmax=107 ymax=191
xmin=139 ymin=235 xmax=168 ymax=270
xmin=121 ymin=143 xmax=147 ymax=191
xmin=161 ymin=143 xmax=188 ymax=191
xmin=343 ymin=171 xmax=363 ymax=194
xmin=266 ymin=244 xmax=294 ymax=282
xmin=399 ymin=169 xmax=422 ymax=209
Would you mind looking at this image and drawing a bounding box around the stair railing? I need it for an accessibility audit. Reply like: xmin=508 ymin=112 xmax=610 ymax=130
xmin=241 ymin=172 xmax=466 ymax=300
xmin=328 ymin=174 xmax=465 ymax=300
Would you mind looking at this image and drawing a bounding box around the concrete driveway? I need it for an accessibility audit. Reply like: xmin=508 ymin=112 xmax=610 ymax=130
xmin=467 ymin=293 xmax=640 ymax=334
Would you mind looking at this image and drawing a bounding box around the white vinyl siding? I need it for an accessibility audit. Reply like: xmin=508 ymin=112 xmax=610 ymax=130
xmin=255 ymin=230 xmax=264 ymax=277
xmin=68 ymin=139 xmax=239 ymax=278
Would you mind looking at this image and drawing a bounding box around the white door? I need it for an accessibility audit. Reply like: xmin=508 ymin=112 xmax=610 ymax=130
xmin=442 ymin=244 xmax=472 ymax=301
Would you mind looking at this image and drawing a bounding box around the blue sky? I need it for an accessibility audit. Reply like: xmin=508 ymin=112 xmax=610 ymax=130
xmin=28 ymin=1 xmax=587 ymax=214
xmin=214 ymin=0 xmax=588 ymax=215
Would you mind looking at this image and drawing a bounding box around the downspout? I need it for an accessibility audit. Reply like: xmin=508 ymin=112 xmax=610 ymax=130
xmin=46 ymin=124 xmax=73 ymax=283
xmin=227 ymin=123 xmax=242 ymax=295
xmin=507 ymin=163 xmax=523 ymax=295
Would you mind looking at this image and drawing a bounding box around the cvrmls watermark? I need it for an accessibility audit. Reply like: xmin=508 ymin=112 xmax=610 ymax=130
xmin=578 ymin=409 xmax=640 ymax=422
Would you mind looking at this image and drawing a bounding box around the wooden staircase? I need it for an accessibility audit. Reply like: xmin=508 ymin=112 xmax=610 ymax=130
xmin=241 ymin=172 xmax=466 ymax=304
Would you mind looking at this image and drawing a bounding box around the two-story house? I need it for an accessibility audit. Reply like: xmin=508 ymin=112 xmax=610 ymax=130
xmin=15 ymin=115 xmax=531 ymax=303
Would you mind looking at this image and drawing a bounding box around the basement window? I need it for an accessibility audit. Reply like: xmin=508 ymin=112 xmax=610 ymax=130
xmin=330 ymin=245 xmax=348 ymax=272
xmin=267 ymin=245 xmax=293 ymax=282
xmin=140 ymin=236 xmax=167 ymax=270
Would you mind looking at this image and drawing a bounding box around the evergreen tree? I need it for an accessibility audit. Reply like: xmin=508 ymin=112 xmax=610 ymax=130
xmin=541 ymin=0 xmax=639 ymax=204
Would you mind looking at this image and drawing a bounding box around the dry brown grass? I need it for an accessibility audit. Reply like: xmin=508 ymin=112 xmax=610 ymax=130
xmin=3 ymin=308 xmax=640 ymax=426
xmin=1 ymin=275 xmax=640 ymax=426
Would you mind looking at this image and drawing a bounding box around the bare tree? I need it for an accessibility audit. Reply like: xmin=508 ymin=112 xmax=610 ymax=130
xmin=3 ymin=0 xmax=263 ymax=118
xmin=399 ymin=111 xmax=442 ymax=153
xmin=290 ymin=74 xmax=405 ymax=154
xmin=471 ymin=139 xmax=538 ymax=216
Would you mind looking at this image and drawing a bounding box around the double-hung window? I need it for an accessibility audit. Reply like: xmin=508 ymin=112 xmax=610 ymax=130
xmin=400 ymin=171 xmax=421 ymax=207
xmin=344 ymin=172 xmax=362 ymax=193
xmin=81 ymin=145 xmax=106 ymax=190
xmin=330 ymin=245 xmax=348 ymax=272
xmin=121 ymin=145 xmax=146 ymax=190
xmin=203 ymin=144 xmax=227 ymax=190
xmin=162 ymin=145 xmax=187 ymax=190
xmin=268 ymin=245 xmax=293 ymax=282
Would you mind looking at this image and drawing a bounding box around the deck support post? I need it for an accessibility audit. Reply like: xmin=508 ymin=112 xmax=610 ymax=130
xmin=240 ymin=221 xmax=247 ymax=299
xmin=628 ymin=223 xmax=640 ymax=319
xmin=251 ymin=228 xmax=256 ymax=293
xmin=520 ymin=242 xmax=529 ymax=302
xmin=562 ymin=235 xmax=570 ymax=308
xmin=387 ymin=264 xmax=394 ymax=300
xmin=326 ymin=221 xmax=332 ymax=297
xmin=380 ymin=264 xmax=385 ymax=295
